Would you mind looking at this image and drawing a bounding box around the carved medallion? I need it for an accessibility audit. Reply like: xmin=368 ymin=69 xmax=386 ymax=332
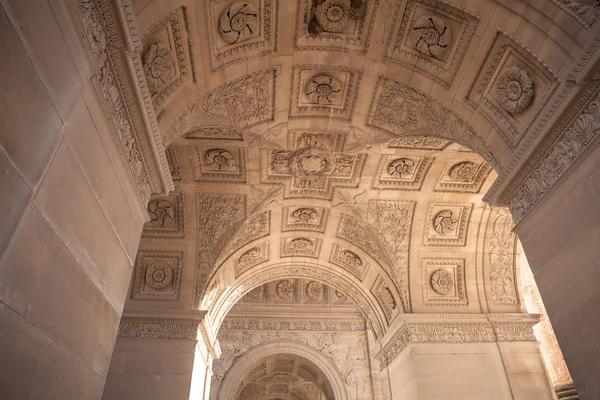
xmin=142 ymin=41 xmax=175 ymax=94
xmin=276 ymin=280 xmax=295 ymax=299
xmin=205 ymin=148 xmax=236 ymax=171
xmin=132 ymin=250 xmax=183 ymax=301
xmin=148 ymin=199 xmax=173 ymax=226
xmin=373 ymin=155 xmax=432 ymax=190
xmin=433 ymin=210 xmax=458 ymax=235
xmin=410 ymin=15 xmax=452 ymax=58
xmin=430 ymin=269 xmax=453 ymax=295
xmin=425 ymin=203 xmax=472 ymax=246
xmin=219 ymin=2 xmax=260 ymax=44
xmin=145 ymin=262 xmax=173 ymax=289
xmin=282 ymin=206 xmax=329 ymax=232
xmin=305 ymin=75 xmax=342 ymax=104
xmin=309 ymin=0 xmax=367 ymax=33
xmin=496 ymin=67 xmax=534 ymax=115
xmin=306 ymin=281 xmax=323 ymax=299
xmin=143 ymin=194 xmax=185 ymax=238
xmin=387 ymin=158 xmax=416 ymax=178
xmin=449 ymin=161 xmax=477 ymax=182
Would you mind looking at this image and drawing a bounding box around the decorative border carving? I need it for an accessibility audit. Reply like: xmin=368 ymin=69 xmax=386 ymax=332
xmin=548 ymin=0 xmax=600 ymax=30
xmin=221 ymin=315 xmax=366 ymax=331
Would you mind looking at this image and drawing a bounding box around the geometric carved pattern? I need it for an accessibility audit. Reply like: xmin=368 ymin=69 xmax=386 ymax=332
xmin=290 ymin=65 xmax=361 ymax=120
xmin=423 ymin=203 xmax=472 ymax=246
xmin=235 ymin=242 xmax=270 ymax=278
xmin=205 ymin=0 xmax=276 ymax=70
xmin=434 ymin=160 xmax=492 ymax=193
xmin=294 ymin=0 xmax=379 ymax=52
xmin=385 ymin=0 xmax=479 ymax=86
xmin=468 ymin=32 xmax=559 ymax=147
xmin=423 ymin=258 xmax=467 ymax=306
xmin=143 ymin=193 xmax=185 ymax=238
xmin=280 ymin=237 xmax=322 ymax=258
xmin=281 ymin=205 xmax=329 ymax=233
xmin=330 ymin=244 xmax=368 ymax=281
xmin=189 ymin=146 xmax=247 ymax=183
xmin=142 ymin=7 xmax=193 ymax=111
xmin=372 ymin=155 xmax=433 ymax=190
xmin=132 ymin=250 xmax=184 ymax=301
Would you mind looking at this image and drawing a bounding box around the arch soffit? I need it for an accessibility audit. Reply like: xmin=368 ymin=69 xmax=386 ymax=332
xmin=217 ymin=340 xmax=349 ymax=400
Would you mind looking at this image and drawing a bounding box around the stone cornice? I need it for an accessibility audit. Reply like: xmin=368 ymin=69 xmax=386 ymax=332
xmin=376 ymin=313 xmax=540 ymax=368
xmin=74 ymin=0 xmax=173 ymax=207
xmin=221 ymin=313 xmax=367 ymax=332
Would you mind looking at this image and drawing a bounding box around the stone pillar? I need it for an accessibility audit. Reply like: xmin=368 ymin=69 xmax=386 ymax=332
xmin=102 ymin=310 xmax=220 ymax=400
xmin=376 ymin=314 xmax=554 ymax=400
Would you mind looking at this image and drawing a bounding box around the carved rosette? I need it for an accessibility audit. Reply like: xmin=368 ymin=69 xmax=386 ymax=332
xmin=433 ymin=210 xmax=458 ymax=236
xmin=430 ymin=269 xmax=453 ymax=295
xmin=305 ymin=75 xmax=343 ymax=104
xmin=410 ymin=15 xmax=452 ymax=58
xmin=496 ymin=67 xmax=535 ymax=115
xmin=142 ymin=41 xmax=175 ymax=94
xmin=148 ymin=199 xmax=173 ymax=226
xmin=449 ymin=161 xmax=477 ymax=182
xmin=145 ymin=262 xmax=174 ymax=289
xmin=276 ymin=280 xmax=295 ymax=299
xmin=306 ymin=281 xmax=324 ymax=300
xmin=219 ymin=1 xmax=260 ymax=44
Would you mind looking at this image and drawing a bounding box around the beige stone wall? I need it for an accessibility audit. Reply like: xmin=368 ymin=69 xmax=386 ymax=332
xmin=0 ymin=1 xmax=146 ymax=398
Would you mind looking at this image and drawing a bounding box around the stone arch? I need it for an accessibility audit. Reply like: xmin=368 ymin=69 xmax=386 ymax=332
xmin=206 ymin=260 xmax=389 ymax=339
xmin=217 ymin=340 xmax=349 ymax=400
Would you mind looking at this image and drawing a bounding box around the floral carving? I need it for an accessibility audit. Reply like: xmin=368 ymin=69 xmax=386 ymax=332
xmin=489 ymin=209 xmax=518 ymax=305
xmin=430 ymin=269 xmax=453 ymax=295
xmin=145 ymin=262 xmax=173 ymax=289
xmin=449 ymin=161 xmax=477 ymax=182
xmin=387 ymin=158 xmax=415 ymax=178
xmin=496 ymin=67 xmax=535 ymax=115
xmin=388 ymin=136 xmax=450 ymax=150
xmin=433 ymin=210 xmax=458 ymax=235
xmin=309 ymin=0 xmax=367 ymax=34
xmin=330 ymin=245 xmax=366 ymax=280
xmin=292 ymin=207 xmax=318 ymax=223
xmin=335 ymin=290 xmax=347 ymax=300
xmin=382 ymin=287 xmax=396 ymax=310
xmin=204 ymin=148 xmax=235 ymax=171
xmin=238 ymin=247 xmax=261 ymax=265
xmin=305 ymin=75 xmax=342 ymax=104
xmin=219 ymin=1 xmax=260 ymax=44
xmin=306 ymin=281 xmax=324 ymax=299
xmin=410 ymin=15 xmax=452 ymax=58
xmin=276 ymin=280 xmax=295 ymax=299
xmin=148 ymin=200 xmax=173 ymax=226
xmin=142 ymin=41 xmax=175 ymax=94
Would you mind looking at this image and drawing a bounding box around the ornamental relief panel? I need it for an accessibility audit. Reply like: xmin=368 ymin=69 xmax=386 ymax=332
xmin=205 ymin=0 xmax=276 ymax=70
xmin=371 ymin=276 xmax=399 ymax=323
xmin=434 ymin=159 xmax=492 ymax=193
xmin=281 ymin=205 xmax=330 ymax=232
xmin=142 ymin=7 xmax=193 ymax=111
xmin=165 ymin=145 xmax=182 ymax=181
xmin=280 ymin=237 xmax=323 ymax=258
xmin=330 ymin=243 xmax=368 ymax=281
xmin=188 ymin=146 xmax=247 ymax=183
xmin=290 ymin=66 xmax=361 ymax=120
xmin=423 ymin=258 xmax=467 ymax=306
xmin=260 ymin=132 xmax=366 ymax=200
xmin=368 ymin=76 xmax=500 ymax=170
xmin=467 ymin=32 xmax=559 ymax=147
xmin=294 ymin=0 xmax=379 ymax=52
xmin=235 ymin=242 xmax=270 ymax=277
xmin=165 ymin=69 xmax=276 ymax=145
xmin=131 ymin=250 xmax=184 ymax=301
xmin=184 ymin=126 xmax=244 ymax=141
xmin=372 ymin=155 xmax=433 ymax=190
xmin=423 ymin=203 xmax=472 ymax=246
xmin=486 ymin=208 xmax=519 ymax=305
xmin=388 ymin=136 xmax=450 ymax=150
xmin=385 ymin=0 xmax=479 ymax=86
xmin=273 ymin=279 xmax=300 ymax=303
xmin=143 ymin=193 xmax=185 ymax=238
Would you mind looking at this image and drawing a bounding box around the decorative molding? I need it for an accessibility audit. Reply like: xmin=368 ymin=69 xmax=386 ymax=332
xmin=142 ymin=193 xmax=185 ymax=238
xmin=423 ymin=203 xmax=472 ymax=246
xmin=235 ymin=242 xmax=270 ymax=277
xmin=131 ymin=250 xmax=184 ymax=301
xmin=281 ymin=205 xmax=330 ymax=232
xmin=368 ymin=76 xmax=500 ymax=170
xmin=189 ymin=146 xmax=247 ymax=183
xmin=141 ymin=7 xmax=193 ymax=111
xmin=290 ymin=65 xmax=361 ymax=120
xmin=423 ymin=258 xmax=467 ymax=306
xmin=280 ymin=237 xmax=323 ymax=258
xmin=376 ymin=314 xmax=539 ymax=368
xmin=434 ymin=159 xmax=492 ymax=193
xmin=468 ymin=31 xmax=559 ymax=147
xmin=165 ymin=68 xmax=277 ymax=145
xmin=294 ymin=0 xmax=379 ymax=52
xmin=372 ymin=155 xmax=433 ymax=190
xmin=205 ymin=0 xmax=276 ymax=70
xmin=76 ymin=0 xmax=173 ymax=205
xmin=385 ymin=0 xmax=479 ymax=86
xmin=548 ymin=0 xmax=600 ymax=30
xmin=330 ymin=244 xmax=368 ymax=281
xmin=388 ymin=136 xmax=450 ymax=150
xmin=221 ymin=315 xmax=367 ymax=331
xmin=508 ymin=88 xmax=600 ymax=223
xmin=118 ymin=318 xmax=199 ymax=340
xmin=184 ymin=125 xmax=244 ymax=140
xmin=165 ymin=145 xmax=181 ymax=181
